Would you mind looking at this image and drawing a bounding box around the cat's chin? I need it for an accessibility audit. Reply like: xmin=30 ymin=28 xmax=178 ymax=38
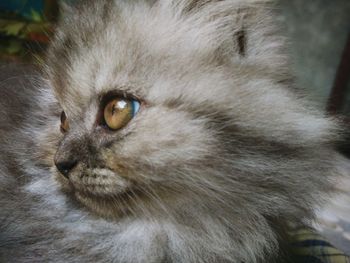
xmin=74 ymin=189 xmax=143 ymax=219
xmin=55 ymin=167 xmax=133 ymax=193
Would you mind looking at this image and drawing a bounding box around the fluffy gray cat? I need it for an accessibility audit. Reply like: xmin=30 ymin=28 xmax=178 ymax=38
xmin=0 ymin=0 xmax=347 ymax=262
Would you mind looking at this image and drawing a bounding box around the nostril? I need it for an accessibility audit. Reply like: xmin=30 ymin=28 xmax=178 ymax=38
xmin=55 ymin=159 xmax=78 ymax=178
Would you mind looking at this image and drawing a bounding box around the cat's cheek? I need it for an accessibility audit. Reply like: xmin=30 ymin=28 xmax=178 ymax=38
xmin=110 ymin=108 xmax=215 ymax=166
xmin=101 ymin=150 xmax=135 ymax=179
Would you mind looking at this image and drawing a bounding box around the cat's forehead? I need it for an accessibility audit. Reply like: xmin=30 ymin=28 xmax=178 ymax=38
xmin=47 ymin=0 xmax=241 ymax=112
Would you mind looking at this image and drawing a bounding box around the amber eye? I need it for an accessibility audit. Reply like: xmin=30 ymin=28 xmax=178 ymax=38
xmin=60 ymin=111 xmax=69 ymax=133
xmin=103 ymin=98 xmax=140 ymax=130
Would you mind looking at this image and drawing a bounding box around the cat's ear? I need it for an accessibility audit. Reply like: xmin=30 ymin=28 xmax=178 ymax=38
xmin=168 ymin=0 xmax=285 ymax=73
xmin=176 ymin=0 xmax=272 ymax=14
xmin=176 ymin=0 xmax=277 ymax=58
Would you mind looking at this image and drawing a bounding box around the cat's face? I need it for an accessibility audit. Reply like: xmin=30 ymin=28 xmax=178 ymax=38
xmin=49 ymin=65 xmax=219 ymax=218
xmin=46 ymin=1 xmax=234 ymax=218
xmin=40 ymin=0 xmax=337 ymax=222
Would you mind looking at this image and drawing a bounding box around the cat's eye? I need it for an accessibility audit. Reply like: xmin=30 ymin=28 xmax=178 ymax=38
xmin=103 ymin=98 xmax=140 ymax=130
xmin=60 ymin=111 xmax=69 ymax=133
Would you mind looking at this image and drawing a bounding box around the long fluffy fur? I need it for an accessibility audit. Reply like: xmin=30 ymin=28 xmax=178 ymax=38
xmin=0 ymin=1 xmax=347 ymax=262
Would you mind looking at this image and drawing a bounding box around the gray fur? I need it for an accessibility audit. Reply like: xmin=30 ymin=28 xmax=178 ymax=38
xmin=0 ymin=1 xmax=347 ymax=262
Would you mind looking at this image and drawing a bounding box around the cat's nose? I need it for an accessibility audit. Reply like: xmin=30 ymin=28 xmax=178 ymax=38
xmin=54 ymin=158 xmax=78 ymax=178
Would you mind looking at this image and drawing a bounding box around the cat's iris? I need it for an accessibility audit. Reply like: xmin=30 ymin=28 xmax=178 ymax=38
xmin=103 ymin=98 xmax=140 ymax=130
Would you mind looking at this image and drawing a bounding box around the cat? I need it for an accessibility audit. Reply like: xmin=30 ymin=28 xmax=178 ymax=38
xmin=0 ymin=0 xmax=347 ymax=262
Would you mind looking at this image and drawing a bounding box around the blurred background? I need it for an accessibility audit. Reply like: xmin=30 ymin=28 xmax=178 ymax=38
xmin=279 ymin=0 xmax=350 ymax=113
xmin=0 ymin=0 xmax=349 ymax=255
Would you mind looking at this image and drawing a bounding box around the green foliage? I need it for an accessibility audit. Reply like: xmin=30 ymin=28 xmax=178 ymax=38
xmin=0 ymin=21 xmax=25 ymax=36
xmin=30 ymin=9 xmax=44 ymax=22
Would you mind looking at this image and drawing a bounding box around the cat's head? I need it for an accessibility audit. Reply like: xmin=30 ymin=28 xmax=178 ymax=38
xmin=39 ymin=0 xmax=340 ymax=225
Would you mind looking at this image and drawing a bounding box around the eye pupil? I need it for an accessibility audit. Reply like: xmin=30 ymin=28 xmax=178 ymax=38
xmin=103 ymin=98 xmax=140 ymax=130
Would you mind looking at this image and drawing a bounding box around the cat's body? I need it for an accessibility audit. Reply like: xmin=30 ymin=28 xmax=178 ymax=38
xmin=0 ymin=1 xmax=347 ymax=262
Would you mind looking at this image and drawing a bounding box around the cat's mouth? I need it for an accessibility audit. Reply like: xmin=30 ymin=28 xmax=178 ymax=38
xmin=57 ymin=167 xmax=145 ymax=217
xmin=63 ymin=167 xmax=133 ymax=197
xmin=56 ymin=167 xmax=154 ymax=217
